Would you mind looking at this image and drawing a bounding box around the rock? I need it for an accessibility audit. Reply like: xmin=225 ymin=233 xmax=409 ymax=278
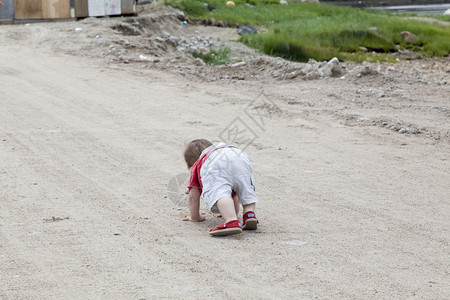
xmin=280 ymin=0 xmax=288 ymax=4
xmin=399 ymin=128 xmax=410 ymax=134
xmin=444 ymin=9 xmax=450 ymax=15
xmin=245 ymin=3 xmax=255 ymax=8
xmin=328 ymin=57 xmax=339 ymax=66
xmin=305 ymin=71 xmax=321 ymax=80
xmin=319 ymin=57 xmax=343 ymax=77
xmin=359 ymin=46 xmax=368 ymax=52
xmin=195 ymin=58 xmax=206 ymax=66
xmin=401 ymin=31 xmax=419 ymax=42
xmin=204 ymin=3 xmax=216 ymax=11
xmin=154 ymin=36 xmax=165 ymax=43
xmin=172 ymin=8 xmax=186 ymax=21
xmin=230 ymin=62 xmax=247 ymax=68
xmin=139 ymin=54 xmax=152 ymax=61
xmin=320 ymin=64 xmax=334 ymax=77
xmin=169 ymin=36 xmax=180 ymax=43
xmin=355 ymin=65 xmax=379 ymax=76
xmin=217 ymin=20 xmax=225 ymax=27
xmin=301 ymin=63 xmax=313 ymax=73
xmin=237 ymin=25 xmax=258 ymax=35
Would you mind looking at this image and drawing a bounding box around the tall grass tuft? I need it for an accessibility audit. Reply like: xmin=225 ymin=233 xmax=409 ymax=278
xmin=191 ymin=48 xmax=234 ymax=65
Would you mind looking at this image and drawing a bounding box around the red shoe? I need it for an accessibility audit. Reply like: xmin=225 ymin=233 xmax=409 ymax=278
xmin=242 ymin=211 xmax=258 ymax=230
xmin=209 ymin=220 xmax=242 ymax=236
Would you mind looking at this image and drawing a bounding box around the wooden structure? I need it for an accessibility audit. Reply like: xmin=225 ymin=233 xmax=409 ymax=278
xmin=42 ymin=0 xmax=71 ymax=18
xmin=1 ymin=0 xmax=133 ymax=21
xmin=14 ymin=0 xmax=70 ymax=19
xmin=0 ymin=0 xmax=15 ymax=22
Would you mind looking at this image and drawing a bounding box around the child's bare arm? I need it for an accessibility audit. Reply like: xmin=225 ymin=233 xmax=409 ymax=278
xmin=182 ymin=187 xmax=205 ymax=222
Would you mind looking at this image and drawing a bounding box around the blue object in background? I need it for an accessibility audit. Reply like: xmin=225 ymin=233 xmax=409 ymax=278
xmin=0 ymin=0 xmax=14 ymax=20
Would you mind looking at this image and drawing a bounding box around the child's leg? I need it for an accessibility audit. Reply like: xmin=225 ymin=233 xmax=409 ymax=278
xmin=233 ymin=195 xmax=240 ymax=216
xmin=216 ymin=197 xmax=238 ymax=223
xmin=217 ymin=196 xmax=240 ymax=219
xmin=243 ymin=203 xmax=255 ymax=214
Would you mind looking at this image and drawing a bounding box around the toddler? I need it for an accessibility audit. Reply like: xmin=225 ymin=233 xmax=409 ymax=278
xmin=183 ymin=139 xmax=259 ymax=236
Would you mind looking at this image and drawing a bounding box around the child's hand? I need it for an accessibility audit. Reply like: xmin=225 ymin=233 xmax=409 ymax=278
xmin=182 ymin=216 xmax=205 ymax=222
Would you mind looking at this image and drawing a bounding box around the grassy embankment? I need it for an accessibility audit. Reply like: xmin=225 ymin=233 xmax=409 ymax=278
xmin=164 ymin=0 xmax=450 ymax=63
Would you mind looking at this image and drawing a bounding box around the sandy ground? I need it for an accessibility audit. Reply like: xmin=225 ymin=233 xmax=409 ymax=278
xmin=1 ymin=6 xmax=449 ymax=299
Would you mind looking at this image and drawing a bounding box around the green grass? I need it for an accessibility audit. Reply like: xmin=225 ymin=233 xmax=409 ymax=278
xmin=191 ymin=48 xmax=234 ymax=65
xmin=165 ymin=0 xmax=450 ymax=62
xmin=424 ymin=14 xmax=450 ymax=22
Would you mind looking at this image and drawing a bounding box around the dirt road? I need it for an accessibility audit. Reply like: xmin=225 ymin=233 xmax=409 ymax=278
xmin=1 ymin=11 xmax=449 ymax=299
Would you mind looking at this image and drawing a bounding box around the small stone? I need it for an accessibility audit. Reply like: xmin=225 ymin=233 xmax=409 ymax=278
xmin=169 ymin=35 xmax=180 ymax=43
xmin=302 ymin=63 xmax=313 ymax=73
xmin=401 ymin=31 xmax=419 ymax=42
xmin=328 ymin=57 xmax=339 ymax=66
xmin=237 ymin=25 xmax=258 ymax=35
xmin=230 ymin=62 xmax=247 ymax=68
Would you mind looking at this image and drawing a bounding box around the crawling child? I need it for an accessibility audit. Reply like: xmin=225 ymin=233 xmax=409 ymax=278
xmin=183 ymin=139 xmax=259 ymax=236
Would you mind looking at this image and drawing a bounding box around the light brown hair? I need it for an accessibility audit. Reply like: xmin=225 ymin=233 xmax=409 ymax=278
xmin=184 ymin=139 xmax=213 ymax=168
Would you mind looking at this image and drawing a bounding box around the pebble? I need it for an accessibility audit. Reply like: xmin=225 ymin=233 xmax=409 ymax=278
xmin=169 ymin=36 xmax=180 ymax=43
xmin=230 ymin=62 xmax=247 ymax=68
xmin=285 ymin=240 xmax=308 ymax=246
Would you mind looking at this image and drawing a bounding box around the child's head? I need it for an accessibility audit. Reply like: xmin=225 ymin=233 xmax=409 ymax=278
xmin=184 ymin=139 xmax=212 ymax=168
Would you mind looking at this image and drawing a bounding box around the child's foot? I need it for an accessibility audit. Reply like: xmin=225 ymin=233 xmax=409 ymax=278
xmin=242 ymin=211 xmax=258 ymax=230
xmin=209 ymin=220 xmax=242 ymax=236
